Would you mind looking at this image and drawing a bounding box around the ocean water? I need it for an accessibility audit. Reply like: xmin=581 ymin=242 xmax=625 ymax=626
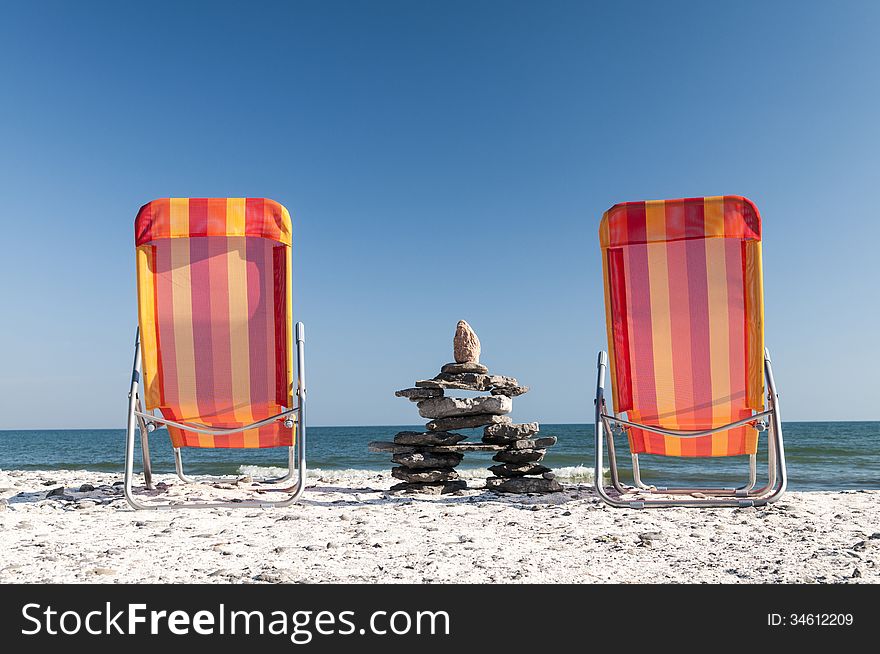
xmin=0 ymin=422 xmax=877 ymax=491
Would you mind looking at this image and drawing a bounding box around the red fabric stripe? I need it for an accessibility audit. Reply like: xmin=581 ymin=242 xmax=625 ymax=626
xmin=664 ymin=199 xmax=686 ymax=242
xmin=207 ymin=198 xmax=227 ymax=236
xmin=666 ymin=238 xmax=695 ymax=427
xmin=728 ymin=196 xmax=761 ymax=240
xmin=135 ymin=202 xmax=153 ymax=245
xmin=155 ymin=242 xmax=178 ymax=413
xmin=262 ymin=239 xmax=277 ymax=412
xmin=625 ymin=243 xmax=658 ymax=420
xmin=624 ymin=203 xmax=647 ymax=244
xmin=188 ymin=198 xmax=209 ymax=237
xmin=246 ymin=237 xmax=270 ymax=419
xmin=683 ymin=198 xmax=705 ymax=236
xmin=607 ymin=248 xmax=632 ymax=411
xmin=273 ymin=246 xmax=289 ymax=408
xmin=246 ymin=198 xmax=265 ymax=239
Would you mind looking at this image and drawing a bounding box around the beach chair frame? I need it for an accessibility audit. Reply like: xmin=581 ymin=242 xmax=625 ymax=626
xmin=593 ymin=349 xmax=787 ymax=508
xmin=123 ymin=322 xmax=307 ymax=510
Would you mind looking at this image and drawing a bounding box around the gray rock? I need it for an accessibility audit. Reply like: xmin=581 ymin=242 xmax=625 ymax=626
xmin=368 ymin=441 xmax=504 ymax=453
xmin=78 ymin=483 xmax=96 ymax=492
xmin=414 ymin=379 xmax=445 ymax=389
xmin=394 ymin=387 xmax=444 ymax=401
xmin=483 ymin=422 xmax=540 ymax=443
xmin=492 ymin=449 xmax=546 ymax=464
xmin=486 ymin=375 xmax=518 ymax=387
xmin=390 ymin=480 xmax=468 ymax=495
xmin=490 ymin=385 xmax=530 ymax=397
xmin=391 ymin=452 xmax=464 ymax=469
xmin=639 ymin=531 xmax=664 ymax=543
xmin=441 ymin=362 xmax=488 ymax=375
xmin=432 ymin=372 xmax=492 ymax=390
xmin=368 ymin=442 xmax=425 ymax=454
xmin=542 ymin=472 xmax=556 ymax=480
xmin=485 ymin=477 xmax=563 ymax=494
xmin=426 ymin=414 xmax=512 ymax=432
xmin=488 ymin=462 xmax=552 ymax=477
xmin=0 ymin=498 xmax=8 ymax=512
xmin=46 ymin=487 xmax=68 ymax=498
xmin=507 ymin=436 xmax=558 ymax=450
xmin=415 ymin=374 xmax=490 ymax=391
xmin=393 ymin=431 xmax=466 ymax=446
xmin=453 ymin=320 xmax=481 ymax=363
xmin=417 ymin=395 xmax=512 ymax=419
xmin=391 ymin=467 xmax=460 ymax=483
xmin=432 ymin=443 xmax=504 ymax=452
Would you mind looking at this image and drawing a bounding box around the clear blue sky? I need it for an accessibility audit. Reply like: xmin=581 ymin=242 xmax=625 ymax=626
xmin=1 ymin=1 xmax=878 ymax=428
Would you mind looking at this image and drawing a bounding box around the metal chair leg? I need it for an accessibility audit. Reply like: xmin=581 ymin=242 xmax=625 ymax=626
xmin=124 ymin=323 xmax=309 ymax=510
xmin=592 ymin=349 xmax=787 ymax=509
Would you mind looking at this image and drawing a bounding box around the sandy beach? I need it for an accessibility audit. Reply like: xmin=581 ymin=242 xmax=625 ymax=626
xmin=0 ymin=468 xmax=876 ymax=584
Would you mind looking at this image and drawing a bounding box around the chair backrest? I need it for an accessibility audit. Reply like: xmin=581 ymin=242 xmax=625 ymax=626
xmin=135 ymin=198 xmax=294 ymax=449
xmin=599 ymin=196 xmax=765 ymax=457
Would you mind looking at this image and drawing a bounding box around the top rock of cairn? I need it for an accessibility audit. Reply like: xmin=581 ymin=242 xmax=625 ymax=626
xmin=453 ymin=320 xmax=481 ymax=364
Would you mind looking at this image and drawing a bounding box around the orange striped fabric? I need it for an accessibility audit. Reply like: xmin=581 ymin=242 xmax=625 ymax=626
xmin=135 ymin=198 xmax=295 ymax=449
xmin=599 ymin=196 xmax=764 ymax=457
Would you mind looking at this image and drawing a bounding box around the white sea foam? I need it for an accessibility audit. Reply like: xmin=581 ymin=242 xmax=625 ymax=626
xmin=456 ymin=464 xmax=602 ymax=482
xmin=236 ymin=465 xmax=385 ymax=481
xmin=236 ymin=465 xmax=290 ymax=478
xmin=237 ymin=464 xmax=607 ymax=483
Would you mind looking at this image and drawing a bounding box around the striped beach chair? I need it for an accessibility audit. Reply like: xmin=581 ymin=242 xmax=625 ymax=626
xmin=593 ymin=196 xmax=787 ymax=508
xmin=123 ymin=198 xmax=307 ymax=509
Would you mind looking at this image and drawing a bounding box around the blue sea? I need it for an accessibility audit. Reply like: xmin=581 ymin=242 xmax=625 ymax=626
xmin=0 ymin=423 xmax=876 ymax=491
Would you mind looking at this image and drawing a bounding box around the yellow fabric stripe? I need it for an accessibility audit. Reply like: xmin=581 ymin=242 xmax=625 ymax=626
xmin=745 ymin=430 xmax=759 ymax=455
xmin=664 ymin=434 xmax=681 ymax=456
xmin=169 ymin=240 xmax=198 ymax=418
xmin=645 ymin=202 xmax=677 ymax=429
xmin=227 ymin=198 xmax=246 ymax=237
xmin=705 ymin=237 xmax=732 ymax=426
xmin=744 ymin=241 xmax=765 ymax=410
xmin=169 ymin=198 xmax=189 ymax=238
xmin=197 ymin=433 xmax=214 ymax=448
xmin=703 ymin=196 xmax=726 ymax=238
xmin=278 ymin=205 xmax=293 ymax=246
xmin=599 ymin=211 xmax=611 ymax=249
xmin=227 ymin=240 xmax=254 ymax=424
xmin=707 ymin=196 xmax=732 ymax=453
xmin=285 ymin=243 xmax=294 ymax=410
xmin=243 ymin=429 xmax=260 ymax=448
xmin=136 ymin=246 xmax=160 ymax=409
xmin=710 ymin=432 xmax=729 ymax=456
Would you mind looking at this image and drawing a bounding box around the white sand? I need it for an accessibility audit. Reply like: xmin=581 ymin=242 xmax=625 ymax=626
xmin=0 ymin=468 xmax=876 ymax=584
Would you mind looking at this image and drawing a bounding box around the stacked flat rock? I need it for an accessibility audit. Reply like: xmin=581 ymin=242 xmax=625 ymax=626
xmin=371 ymin=320 xmax=561 ymax=495
xmin=482 ymin=422 xmax=563 ymax=493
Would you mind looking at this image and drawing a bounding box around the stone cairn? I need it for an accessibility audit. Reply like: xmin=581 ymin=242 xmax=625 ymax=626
xmin=369 ymin=321 xmax=562 ymax=494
